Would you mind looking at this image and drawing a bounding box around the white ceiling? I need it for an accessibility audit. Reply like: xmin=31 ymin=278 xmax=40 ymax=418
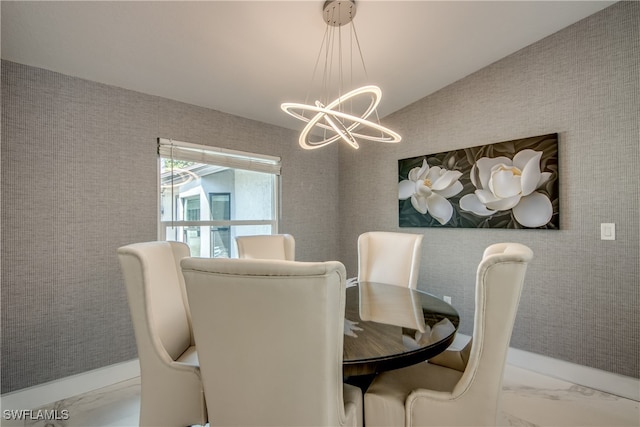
xmin=1 ymin=1 xmax=615 ymax=131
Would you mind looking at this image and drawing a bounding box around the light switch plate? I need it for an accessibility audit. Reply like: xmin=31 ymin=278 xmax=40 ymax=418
xmin=601 ymin=223 xmax=615 ymax=240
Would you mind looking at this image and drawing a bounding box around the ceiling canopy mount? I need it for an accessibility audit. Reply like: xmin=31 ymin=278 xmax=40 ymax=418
xmin=323 ymin=0 xmax=357 ymax=27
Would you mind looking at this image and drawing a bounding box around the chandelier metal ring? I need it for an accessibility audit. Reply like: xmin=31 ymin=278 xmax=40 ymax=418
xmin=281 ymin=85 xmax=402 ymax=150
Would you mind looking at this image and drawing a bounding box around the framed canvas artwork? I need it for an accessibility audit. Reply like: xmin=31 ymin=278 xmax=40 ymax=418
xmin=398 ymin=133 xmax=559 ymax=229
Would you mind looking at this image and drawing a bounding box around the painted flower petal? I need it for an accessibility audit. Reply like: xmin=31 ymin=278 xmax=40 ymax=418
xmin=489 ymin=168 xmax=522 ymax=199
xmin=409 ymin=159 xmax=429 ymax=181
xmin=512 ymin=149 xmax=540 ymax=171
xmin=513 ymin=192 xmax=553 ymax=227
xmin=484 ymin=194 xmax=521 ymax=211
xmin=520 ymin=151 xmax=543 ymax=196
xmin=475 ymin=189 xmax=501 ymax=204
xmin=474 ymin=156 xmax=512 ymax=189
xmin=410 ymin=194 xmax=428 ymax=214
xmin=407 ymin=166 xmax=421 ymax=182
xmin=418 ymin=159 xmax=431 ymax=180
xmin=437 ymin=180 xmax=463 ymax=198
xmin=470 ymin=163 xmax=479 ymax=189
xmin=425 ymin=193 xmax=454 ymax=225
xmin=415 ymin=181 xmax=433 ymax=198
xmin=428 ymin=165 xmax=443 ymax=177
xmin=431 ymin=170 xmax=463 ymax=191
xmin=398 ymin=180 xmax=414 ymax=200
xmin=537 ymin=171 xmax=552 ymax=188
xmin=408 ymin=159 xmax=428 ymax=181
xmin=459 ymin=194 xmax=496 ymax=216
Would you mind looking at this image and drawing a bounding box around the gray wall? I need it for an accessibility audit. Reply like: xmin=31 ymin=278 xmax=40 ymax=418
xmin=338 ymin=2 xmax=639 ymax=378
xmin=0 ymin=61 xmax=340 ymax=393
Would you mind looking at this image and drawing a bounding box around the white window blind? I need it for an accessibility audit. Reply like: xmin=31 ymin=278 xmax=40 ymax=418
xmin=158 ymin=138 xmax=281 ymax=175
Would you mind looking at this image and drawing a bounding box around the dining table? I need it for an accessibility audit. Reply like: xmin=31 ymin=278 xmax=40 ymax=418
xmin=343 ymin=281 xmax=460 ymax=378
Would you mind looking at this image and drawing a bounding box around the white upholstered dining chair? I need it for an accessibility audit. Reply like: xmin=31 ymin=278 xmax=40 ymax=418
xmin=364 ymin=242 xmax=533 ymax=426
xmin=354 ymin=231 xmax=423 ymax=288
xmin=235 ymin=233 xmax=295 ymax=260
xmin=117 ymin=241 xmax=207 ymax=427
xmin=181 ymin=258 xmax=362 ymax=427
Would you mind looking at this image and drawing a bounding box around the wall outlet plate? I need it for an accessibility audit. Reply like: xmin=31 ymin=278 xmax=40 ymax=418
xmin=601 ymin=223 xmax=615 ymax=240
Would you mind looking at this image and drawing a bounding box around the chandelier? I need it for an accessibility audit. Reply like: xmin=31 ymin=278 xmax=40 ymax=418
xmin=281 ymin=0 xmax=401 ymax=150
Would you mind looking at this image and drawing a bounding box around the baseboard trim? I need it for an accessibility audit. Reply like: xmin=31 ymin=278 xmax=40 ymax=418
xmin=0 ymin=359 xmax=140 ymax=411
xmin=454 ymin=333 xmax=638 ymax=401
xmin=507 ymin=346 xmax=639 ymax=401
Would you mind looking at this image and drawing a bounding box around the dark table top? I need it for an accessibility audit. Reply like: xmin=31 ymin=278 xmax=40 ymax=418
xmin=343 ymin=282 xmax=460 ymax=377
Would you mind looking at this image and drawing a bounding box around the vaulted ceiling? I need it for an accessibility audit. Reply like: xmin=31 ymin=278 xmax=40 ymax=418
xmin=1 ymin=1 xmax=615 ymax=131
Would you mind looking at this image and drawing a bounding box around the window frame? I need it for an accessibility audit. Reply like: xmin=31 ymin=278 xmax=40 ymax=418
xmin=157 ymin=138 xmax=281 ymax=254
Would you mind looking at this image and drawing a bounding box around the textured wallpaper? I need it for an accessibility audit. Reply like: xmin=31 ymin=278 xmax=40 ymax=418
xmin=0 ymin=62 xmax=340 ymax=393
xmin=338 ymin=2 xmax=639 ymax=378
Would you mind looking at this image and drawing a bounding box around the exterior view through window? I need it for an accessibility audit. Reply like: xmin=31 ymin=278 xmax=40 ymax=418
xmin=158 ymin=138 xmax=281 ymax=257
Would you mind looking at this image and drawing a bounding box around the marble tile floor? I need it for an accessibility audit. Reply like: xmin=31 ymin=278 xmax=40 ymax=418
xmin=2 ymin=364 xmax=638 ymax=427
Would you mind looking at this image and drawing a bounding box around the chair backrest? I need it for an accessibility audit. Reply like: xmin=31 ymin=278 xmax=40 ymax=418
xmin=117 ymin=241 xmax=193 ymax=364
xmin=357 ymin=231 xmax=423 ymax=288
xmin=444 ymin=242 xmax=532 ymax=422
xmin=181 ymin=258 xmax=349 ymax=426
xmin=235 ymin=234 xmax=295 ymax=260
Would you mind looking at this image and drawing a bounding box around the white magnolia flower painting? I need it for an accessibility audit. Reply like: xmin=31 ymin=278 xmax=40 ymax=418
xmin=398 ymin=159 xmax=463 ymax=225
xmin=398 ymin=133 xmax=559 ymax=229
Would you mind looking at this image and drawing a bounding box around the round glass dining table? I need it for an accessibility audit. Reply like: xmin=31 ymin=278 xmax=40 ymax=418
xmin=343 ymin=281 xmax=460 ymax=378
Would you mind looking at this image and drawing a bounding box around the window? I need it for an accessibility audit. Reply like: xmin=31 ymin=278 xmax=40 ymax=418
xmin=158 ymin=138 xmax=281 ymax=257
xmin=184 ymin=196 xmax=201 ymax=221
xmin=209 ymin=193 xmax=230 ymax=258
xmin=183 ymin=196 xmax=201 ymax=255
